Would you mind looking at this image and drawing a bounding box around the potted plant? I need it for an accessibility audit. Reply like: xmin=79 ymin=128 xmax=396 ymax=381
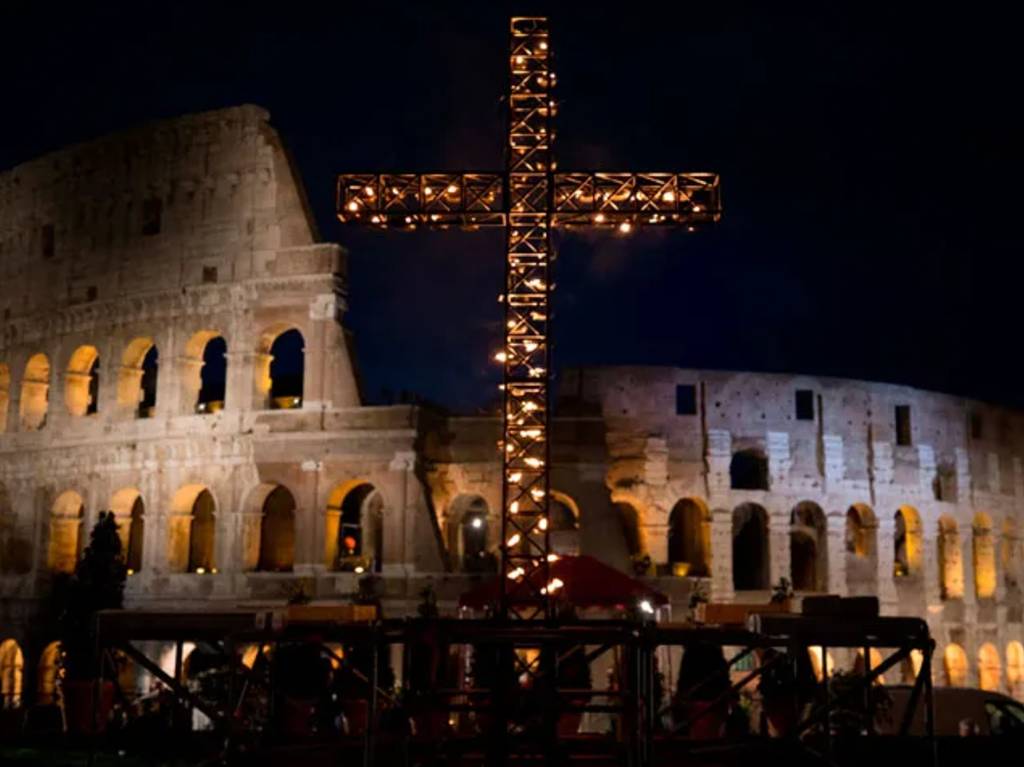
xmin=275 ymin=642 xmax=331 ymax=737
xmin=756 ymin=646 xmax=816 ymax=737
xmin=406 ymin=586 xmax=449 ymax=738
xmin=673 ymin=641 xmax=731 ymax=739
xmin=58 ymin=511 xmax=125 ymax=735
xmin=688 ymin=582 xmax=709 ymax=624
xmin=827 ymin=670 xmax=892 ymax=737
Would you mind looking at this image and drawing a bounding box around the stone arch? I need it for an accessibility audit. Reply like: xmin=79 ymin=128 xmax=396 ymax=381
xmin=37 ymin=641 xmax=61 ymax=705
xmin=1001 ymin=517 xmax=1022 ymax=596
xmin=549 ymin=490 xmax=580 ymax=556
xmin=447 ymin=494 xmax=494 ymax=573
xmin=0 ymin=639 xmax=24 ymax=708
xmin=65 ymin=344 xmax=100 ymax=417
xmin=1007 ymin=641 xmax=1024 ymax=700
xmin=893 ymin=505 xmax=923 ymax=578
xmin=118 ymin=337 xmax=158 ymax=418
xmin=667 ymin=498 xmax=711 ymax=577
xmin=845 ymin=503 xmax=878 ymax=594
xmin=729 ymin=448 xmax=769 ymax=491
xmin=944 ymin=643 xmax=968 ymax=687
xmin=20 ymin=353 xmax=51 ymax=430
xmin=937 ymin=515 xmax=964 ymax=600
xmin=183 ymin=330 xmax=227 ymax=414
xmin=258 ymin=326 xmax=305 ymax=409
xmin=111 ymin=488 xmax=144 ymax=573
xmin=168 ymin=485 xmax=216 ymax=573
xmin=732 ymin=503 xmax=770 ymax=591
xmin=978 ymin=642 xmax=1001 ymax=692
xmin=790 ymin=501 xmax=827 ymax=592
xmin=0 ymin=362 xmax=9 ymax=433
xmin=48 ymin=490 xmax=85 ymax=574
xmin=325 ymin=481 xmax=383 ymax=572
xmin=973 ymin=512 xmax=997 ymax=599
xmin=249 ymin=484 xmax=297 ymax=572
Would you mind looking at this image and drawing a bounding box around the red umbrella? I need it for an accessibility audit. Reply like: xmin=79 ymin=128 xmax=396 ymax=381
xmin=459 ymin=554 xmax=668 ymax=611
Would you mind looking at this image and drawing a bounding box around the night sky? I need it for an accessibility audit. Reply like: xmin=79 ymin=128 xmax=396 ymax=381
xmin=3 ymin=2 xmax=1022 ymax=412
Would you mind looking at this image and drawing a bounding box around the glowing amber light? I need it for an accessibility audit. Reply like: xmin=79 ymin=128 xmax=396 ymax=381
xmin=346 ymin=201 xmax=359 ymax=212
xmin=446 ymin=184 xmax=459 ymax=195
xmin=618 ymin=221 xmax=632 ymax=233
xmin=661 ymin=190 xmax=676 ymax=202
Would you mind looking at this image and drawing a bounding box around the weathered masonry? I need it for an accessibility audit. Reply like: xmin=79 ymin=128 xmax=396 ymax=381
xmin=0 ymin=107 xmax=1022 ymax=706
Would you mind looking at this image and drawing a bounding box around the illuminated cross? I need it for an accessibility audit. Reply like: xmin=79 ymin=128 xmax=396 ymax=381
xmin=337 ymin=16 xmax=721 ymax=620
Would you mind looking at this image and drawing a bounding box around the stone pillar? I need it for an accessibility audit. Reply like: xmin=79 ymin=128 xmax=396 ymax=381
xmin=710 ymin=507 xmax=734 ymax=600
xmin=917 ymin=445 xmax=936 ymax=498
xmin=823 ymin=435 xmax=845 ymax=492
xmin=922 ymin=528 xmax=941 ymax=606
xmin=239 ymin=512 xmax=262 ymax=571
xmin=645 ymin=522 xmax=668 ymax=567
xmin=115 ymin=365 xmax=145 ymax=418
xmin=249 ymin=352 xmax=274 ymax=411
xmin=768 ymin=509 xmax=791 ymax=589
xmin=705 ymin=429 xmax=731 ymax=497
xmin=166 ymin=511 xmax=192 ymax=572
xmin=961 ymin=522 xmax=978 ymax=612
xmin=382 ymin=451 xmax=418 ymax=576
xmin=224 ymin=350 xmax=257 ymax=413
xmin=175 ymin=356 xmax=204 ymax=415
xmin=825 ymin=510 xmax=848 ymax=595
xmin=295 ymin=460 xmax=323 ymax=573
xmin=876 ymin=516 xmax=898 ymax=612
xmin=767 ymin=432 xmax=792 ymax=489
xmin=955 ymin=448 xmax=972 ymax=505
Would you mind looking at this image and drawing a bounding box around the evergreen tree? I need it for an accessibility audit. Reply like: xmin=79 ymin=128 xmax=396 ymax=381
xmin=59 ymin=511 xmax=126 ymax=679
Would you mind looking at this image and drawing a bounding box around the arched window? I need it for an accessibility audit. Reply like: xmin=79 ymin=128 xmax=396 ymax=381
xmin=258 ymin=485 xmax=297 ymax=572
xmin=730 ymin=449 xmax=769 ymax=491
xmin=845 ymin=504 xmax=878 ymax=594
xmin=449 ymin=496 xmax=492 ymax=573
xmin=979 ymin=643 xmax=1001 ymax=692
xmin=0 ymin=363 xmax=9 ymax=433
xmin=549 ymin=492 xmax=580 ymax=556
xmin=37 ymin=641 xmax=61 ymax=706
xmin=944 ymin=643 xmax=968 ymax=687
xmin=973 ymin=512 xmax=996 ymax=599
xmin=790 ymin=501 xmax=827 ymax=592
xmin=0 ymin=639 xmax=23 ymax=709
xmin=189 ymin=490 xmax=216 ymax=573
xmin=732 ymin=503 xmax=769 ymax=591
xmin=111 ymin=488 xmax=145 ymax=574
xmin=937 ymin=515 xmax=964 ymax=600
xmin=117 ymin=338 xmax=158 ymax=418
xmin=65 ymin=345 xmax=100 ymax=417
xmin=667 ymin=498 xmax=710 ymax=577
xmin=48 ymin=491 xmax=84 ymax=574
xmin=1001 ymin=518 xmax=1022 ymax=597
xmin=894 ymin=505 xmax=922 ymax=578
xmin=262 ymin=328 xmax=305 ymax=409
xmin=197 ymin=337 xmax=227 ymax=414
xmin=446 ymin=495 xmax=493 ymax=573
xmin=326 ymin=482 xmax=383 ymax=572
xmin=19 ymin=353 xmax=50 ymax=430
xmin=182 ymin=331 xmax=227 ymax=415
xmin=1007 ymin=642 xmax=1024 ymax=700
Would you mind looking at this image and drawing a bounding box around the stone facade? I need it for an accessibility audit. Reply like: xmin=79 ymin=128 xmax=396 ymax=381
xmin=1 ymin=106 xmax=1023 ymax=705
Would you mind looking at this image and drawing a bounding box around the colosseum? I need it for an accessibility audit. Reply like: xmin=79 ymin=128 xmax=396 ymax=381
xmin=0 ymin=105 xmax=1022 ymax=707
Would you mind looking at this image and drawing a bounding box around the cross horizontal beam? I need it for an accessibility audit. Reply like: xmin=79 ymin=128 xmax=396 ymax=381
xmin=337 ymin=171 xmax=721 ymax=230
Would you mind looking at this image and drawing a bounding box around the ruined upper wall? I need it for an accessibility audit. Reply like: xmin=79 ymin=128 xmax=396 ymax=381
xmin=560 ymin=366 xmax=1023 ymax=501
xmin=0 ymin=105 xmax=317 ymax=323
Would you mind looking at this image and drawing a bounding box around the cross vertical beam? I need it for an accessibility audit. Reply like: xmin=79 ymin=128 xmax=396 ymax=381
xmin=501 ymin=17 xmax=554 ymax=620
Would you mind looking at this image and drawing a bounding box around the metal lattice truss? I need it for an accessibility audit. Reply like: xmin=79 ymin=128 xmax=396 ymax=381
xmin=337 ymin=16 xmax=721 ymax=621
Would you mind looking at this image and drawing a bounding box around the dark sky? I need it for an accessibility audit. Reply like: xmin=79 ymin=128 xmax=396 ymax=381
xmin=3 ymin=2 xmax=1023 ymax=412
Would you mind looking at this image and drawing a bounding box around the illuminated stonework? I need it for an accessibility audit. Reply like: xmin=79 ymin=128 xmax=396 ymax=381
xmin=0 ymin=106 xmax=1022 ymax=704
